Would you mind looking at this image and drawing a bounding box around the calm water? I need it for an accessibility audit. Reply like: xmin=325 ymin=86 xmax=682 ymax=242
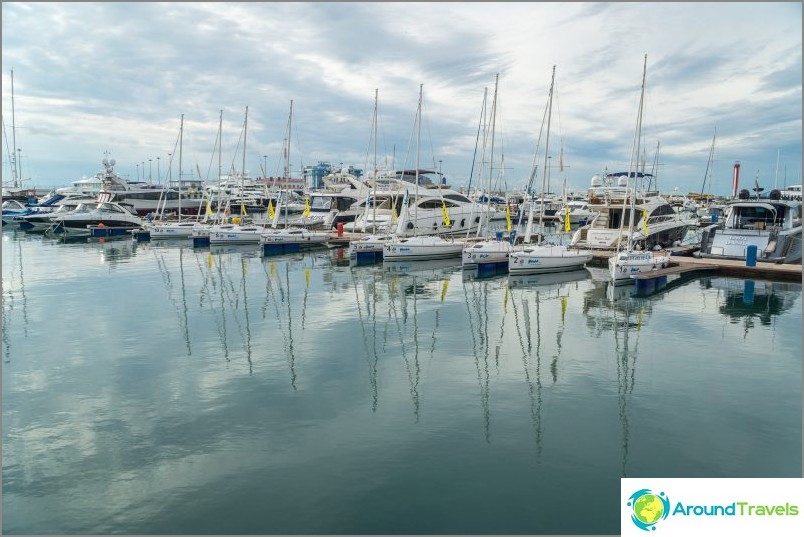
xmin=2 ymin=229 xmax=801 ymax=535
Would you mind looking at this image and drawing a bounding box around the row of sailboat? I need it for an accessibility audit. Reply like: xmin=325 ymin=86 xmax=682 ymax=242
xmin=4 ymin=57 xmax=729 ymax=287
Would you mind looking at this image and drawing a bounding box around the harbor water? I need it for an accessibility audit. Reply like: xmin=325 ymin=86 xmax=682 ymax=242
xmin=2 ymin=229 xmax=801 ymax=534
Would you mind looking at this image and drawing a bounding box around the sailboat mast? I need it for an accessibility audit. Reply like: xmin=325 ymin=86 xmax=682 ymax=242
xmin=699 ymin=129 xmax=716 ymax=202
xmin=481 ymin=74 xmax=499 ymax=237
xmin=241 ymin=106 xmax=248 ymax=217
xmin=242 ymin=106 xmax=248 ymax=180
xmin=414 ymin=84 xmax=422 ymax=237
xmin=178 ymin=113 xmax=184 ymax=217
xmin=10 ymin=69 xmax=18 ymax=187
xmin=625 ymin=54 xmax=647 ymax=251
xmin=286 ymin=101 xmax=293 ymax=225
xmin=537 ymin=65 xmax=556 ymax=242
xmin=372 ymin=88 xmax=378 ymax=231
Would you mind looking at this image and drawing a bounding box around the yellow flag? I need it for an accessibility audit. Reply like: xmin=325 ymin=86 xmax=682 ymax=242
xmin=207 ymin=253 xmax=213 ymax=268
xmin=305 ymin=267 xmax=310 ymax=287
xmin=241 ymin=201 xmax=248 ymax=217
xmin=441 ymin=200 xmax=451 ymax=227
xmin=303 ymin=198 xmax=311 ymax=217
xmin=503 ymin=285 xmax=509 ymax=312
xmin=440 ymin=279 xmax=449 ymax=302
xmin=270 ymin=261 xmax=276 ymax=277
xmin=642 ymin=209 xmax=649 ymax=237
xmin=561 ymin=295 xmax=567 ymax=323
xmin=268 ymin=200 xmax=275 ymax=220
xmin=564 ymin=204 xmax=571 ymax=233
xmin=505 ymin=204 xmax=512 ymax=232
xmin=205 ymin=198 xmax=213 ymax=216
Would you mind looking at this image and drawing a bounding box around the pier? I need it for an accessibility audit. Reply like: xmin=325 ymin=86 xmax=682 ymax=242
xmin=329 ymin=232 xmax=801 ymax=283
xmin=585 ymin=249 xmax=801 ymax=282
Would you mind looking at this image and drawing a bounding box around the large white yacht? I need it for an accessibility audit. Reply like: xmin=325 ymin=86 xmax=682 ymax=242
xmin=697 ymin=189 xmax=802 ymax=264
xmin=570 ymin=172 xmax=696 ymax=250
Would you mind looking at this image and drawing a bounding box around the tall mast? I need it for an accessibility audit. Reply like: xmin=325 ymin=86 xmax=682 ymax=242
xmin=537 ymin=65 xmax=556 ymax=243
xmin=620 ymin=54 xmax=647 ymax=253
xmin=10 ymin=69 xmax=18 ymax=187
xmin=242 ymin=106 xmax=249 ymax=217
xmin=481 ymin=74 xmax=499 ymax=237
xmin=178 ymin=113 xmax=184 ymax=217
xmin=372 ymin=89 xmax=378 ymax=232
xmin=218 ymin=110 xmax=223 ymax=182
xmin=285 ymin=100 xmax=293 ymax=226
xmin=242 ymin=106 xmax=248 ymax=179
xmin=699 ymin=129 xmax=716 ymax=202
xmin=414 ymin=84 xmax=422 ymax=236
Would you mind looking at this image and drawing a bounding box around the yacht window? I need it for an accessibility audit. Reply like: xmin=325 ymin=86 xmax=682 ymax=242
xmin=311 ymin=197 xmax=332 ymax=210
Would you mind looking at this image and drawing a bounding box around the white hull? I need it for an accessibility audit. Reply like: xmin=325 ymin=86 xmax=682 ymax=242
xmin=462 ymin=239 xmax=513 ymax=266
xmin=348 ymin=234 xmax=395 ymax=257
xmin=383 ymin=236 xmax=464 ymax=261
xmin=209 ymin=224 xmax=264 ymax=244
xmin=149 ymin=221 xmax=201 ymax=239
xmin=260 ymin=227 xmax=330 ymax=245
xmin=608 ymin=251 xmax=670 ymax=285
xmin=508 ymin=245 xmax=592 ymax=275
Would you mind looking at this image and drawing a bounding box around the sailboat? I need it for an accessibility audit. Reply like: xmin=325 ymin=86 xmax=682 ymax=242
xmin=509 ymin=66 xmax=592 ymax=275
xmin=348 ymin=90 xmax=396 ymax=264
xmin=383 ymin=85 xmax=464 ymax=261
xmin=461 ymin=74 xmax=514 ymax=270
xmin=609 ymin=55 xmax=670 ymax=285
xmin=150 ymin=114 xmax=208 ymax=239
xmin=210 ymin=106 xmax=268 ymax=245
xmin=260 ymin=100 xmax=330 ymax=255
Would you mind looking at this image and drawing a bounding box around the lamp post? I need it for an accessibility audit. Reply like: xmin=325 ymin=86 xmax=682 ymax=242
xmin=263 ymin=155 xmax=268 ymax=180
xmin=149 ymin=159 xmax=152 ymax=183
xmin=157 ymin=157 xmax=161 ymax=184
xmin=136 ymin=163 xmax=139 ymax=182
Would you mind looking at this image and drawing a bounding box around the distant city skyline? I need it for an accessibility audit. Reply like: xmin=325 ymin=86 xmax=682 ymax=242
xmin=2 ymin=2 xmax=801 ymax=195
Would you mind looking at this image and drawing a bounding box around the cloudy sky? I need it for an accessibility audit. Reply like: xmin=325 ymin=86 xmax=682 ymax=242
xmin=2 ymin=2 xmax=801 ymax=195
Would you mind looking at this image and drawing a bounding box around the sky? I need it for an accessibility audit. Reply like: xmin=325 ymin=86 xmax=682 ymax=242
xmin=1 ymin=2 xmax=802 ymax=196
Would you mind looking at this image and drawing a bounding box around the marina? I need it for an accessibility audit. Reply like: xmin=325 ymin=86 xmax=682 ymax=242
xmin=2 ymin=3 xmax=802 ymax=535
xmin=1 ymin=228 xmax=801 ymax=534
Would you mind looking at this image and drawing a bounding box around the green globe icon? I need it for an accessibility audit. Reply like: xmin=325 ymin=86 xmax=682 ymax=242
xmin=633 ymin=494 xmax=664 ymax=525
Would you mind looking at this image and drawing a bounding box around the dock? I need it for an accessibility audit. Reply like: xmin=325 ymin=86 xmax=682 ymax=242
xmin=325 ymin=233 xmax=801 ymax=283
xmin=588 ymin=249 xmax=801 ymax=283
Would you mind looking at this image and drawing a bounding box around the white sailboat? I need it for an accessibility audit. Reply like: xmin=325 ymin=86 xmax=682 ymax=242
xmin=461 ymin=74 xmax=515 ymax=270
xmin=383 ymin=85 xmax=464 ymax=261
xmin=210 ymin=106 xmax=266 ymax=244
xmin=509 ymin=66 xmax=592 ymax=275
xmin=609 ymin=55 xmax=670 ymax=285
xmin=260 ymin=101 xmax=330 ymax=254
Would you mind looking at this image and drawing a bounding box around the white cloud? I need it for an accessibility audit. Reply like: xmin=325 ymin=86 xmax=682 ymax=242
xmin=2 ymin=2 xmax=801 ymax=194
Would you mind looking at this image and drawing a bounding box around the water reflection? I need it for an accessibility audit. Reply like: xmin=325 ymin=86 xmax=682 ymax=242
xmin=1 ymin=234 xmax=29 ymax=361
xmin=95 ymin=237 xmax=138 ymax=266
xmin=153 ymin=247 xmax=192 ymax=356
xmin=703 ymin=277 xmax=801 ymax=332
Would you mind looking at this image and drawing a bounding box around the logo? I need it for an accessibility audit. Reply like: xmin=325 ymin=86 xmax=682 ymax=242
xmin=627 ymin=489 xmax=670 ymax=531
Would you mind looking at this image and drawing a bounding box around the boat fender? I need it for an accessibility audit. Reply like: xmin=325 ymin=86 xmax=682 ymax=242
xmin=460 ymin=219 xmax=465 ymax=228
xmin=98 ymin=222 xmax=105 ymax=228
xmin=475 ymin=216 xmax=480 ymax=224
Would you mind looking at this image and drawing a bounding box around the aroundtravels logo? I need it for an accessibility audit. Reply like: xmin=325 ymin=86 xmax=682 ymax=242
xmin=627 ymin=489 xmax=670 ymax=531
